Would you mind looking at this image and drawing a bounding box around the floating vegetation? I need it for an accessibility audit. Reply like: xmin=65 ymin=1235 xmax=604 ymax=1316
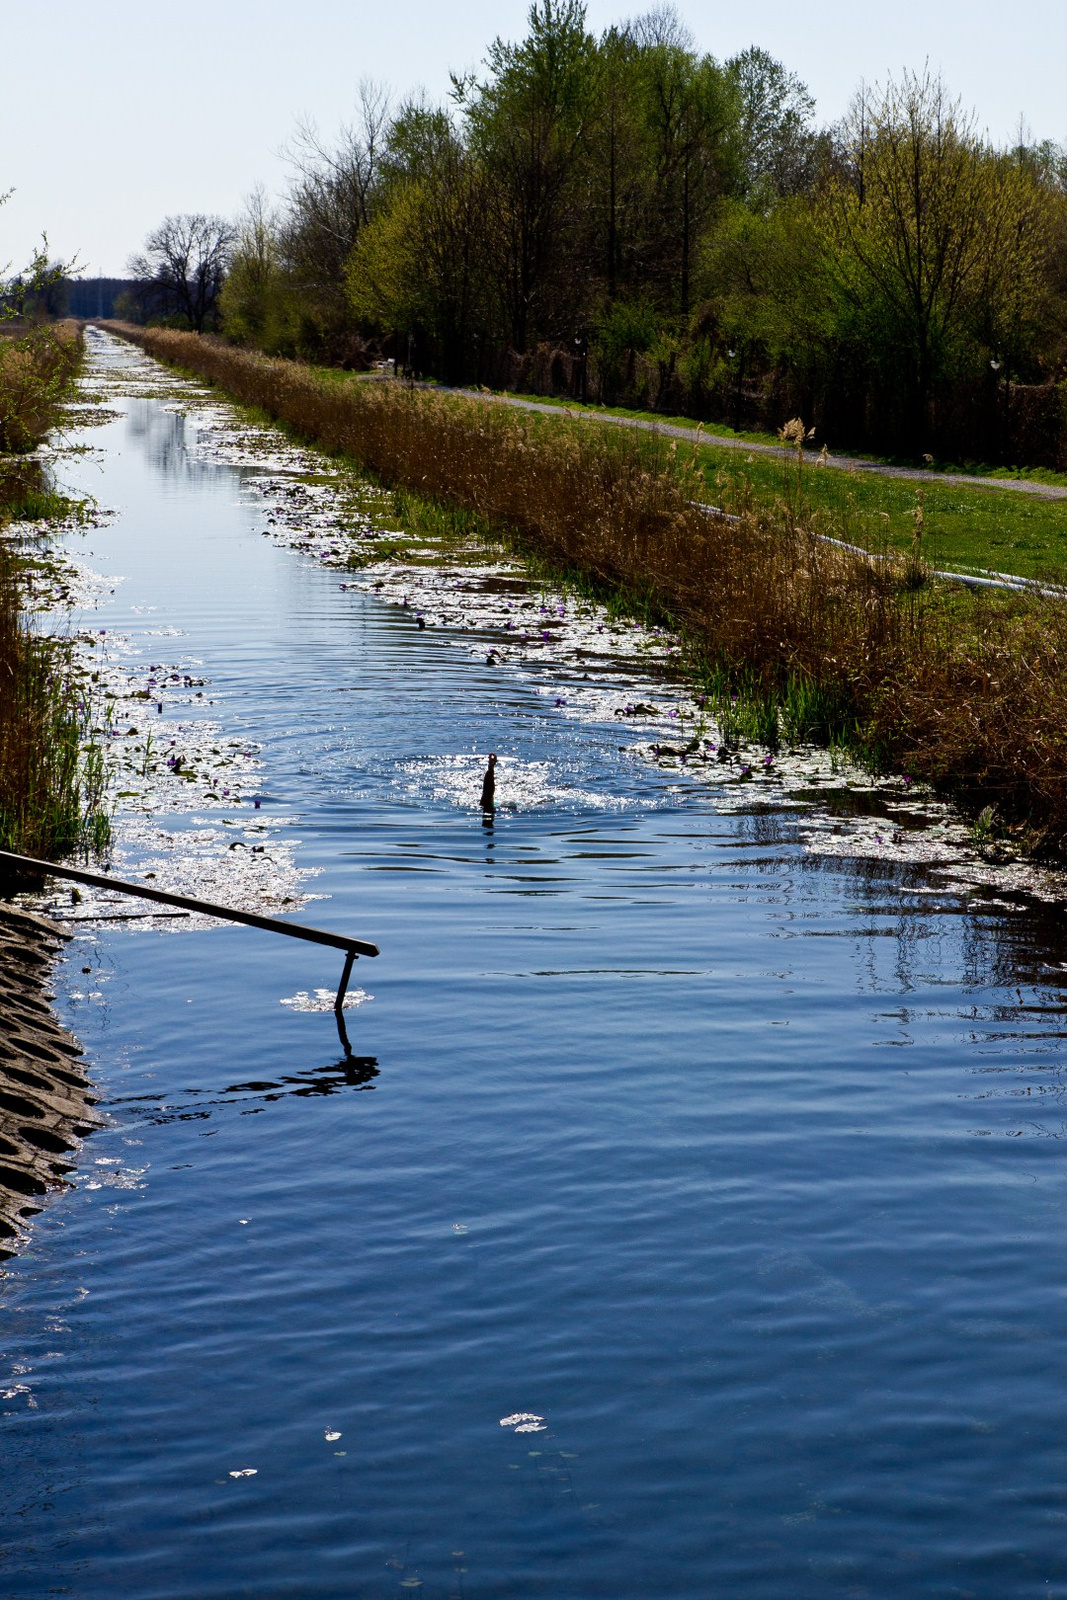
xmin=76 ymin=329 xmax=1067 ymax=908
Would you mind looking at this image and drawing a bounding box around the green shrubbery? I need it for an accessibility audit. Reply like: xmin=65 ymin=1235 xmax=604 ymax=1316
xmin=211 ymin=4 xmax=1067 ymax=467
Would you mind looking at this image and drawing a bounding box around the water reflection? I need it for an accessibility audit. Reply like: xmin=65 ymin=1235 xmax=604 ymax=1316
xmin=125 ymin=399 xmax=227 ymax=487
xmin=108 ymin=1051 xmax=380 ymax=1126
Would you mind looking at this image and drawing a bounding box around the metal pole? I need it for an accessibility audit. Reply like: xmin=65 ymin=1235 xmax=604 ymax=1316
xmin=0 ymin=850 xmax=380 ymax=967
xmin=335 ymin=949 xmax=357 ymax=1014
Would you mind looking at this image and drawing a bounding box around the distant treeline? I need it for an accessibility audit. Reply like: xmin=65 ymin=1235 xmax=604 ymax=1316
xmin=140 ymin=1 xmax=1067 ymax=466
xmin=66 ymin=278 xmax=138 ymax=321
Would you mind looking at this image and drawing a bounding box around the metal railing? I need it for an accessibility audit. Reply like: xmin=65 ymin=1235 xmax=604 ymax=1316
xmin=0 ymin=850 xmax=379 ymax=1014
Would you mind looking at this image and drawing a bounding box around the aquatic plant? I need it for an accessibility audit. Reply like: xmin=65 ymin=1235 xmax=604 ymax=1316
xmin=107 ymin=324 xmax=1067 ymax=856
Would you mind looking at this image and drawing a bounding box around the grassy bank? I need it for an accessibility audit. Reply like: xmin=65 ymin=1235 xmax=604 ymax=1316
xmin=0 ymin=327 xmax=110 ymax=862
xmin=0 ymin=531 xmax=109 ymax=861
xmin=0 ymin=320 xmax=82 ymax=453
xmin=107 ymin=323 xmax=1067 ymax=857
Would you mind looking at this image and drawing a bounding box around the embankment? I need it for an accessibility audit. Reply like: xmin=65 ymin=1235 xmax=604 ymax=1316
xmin=0 ymin=904 xmax=94 ymax=1262
xmin=103 ymin=323 xmax=1067 ymax=857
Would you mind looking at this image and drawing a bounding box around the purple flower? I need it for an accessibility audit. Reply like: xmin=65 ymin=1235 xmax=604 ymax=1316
xmin=763 ymin=755 xmax=773 ymax=766
xmin=541 ymin=631 xmax=550 ymax=641
xmin=555 ymin=696 xmax=567 ymax=707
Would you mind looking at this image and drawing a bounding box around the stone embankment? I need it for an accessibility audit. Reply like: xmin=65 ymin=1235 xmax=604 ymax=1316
xmin=0 ymin=905 xmax=96 ymax=1262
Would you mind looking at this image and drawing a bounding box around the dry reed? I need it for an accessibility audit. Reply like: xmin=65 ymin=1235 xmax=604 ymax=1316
xmin=0 ymin=321 xmax=82 ymax=453
xmin=0 ymin=540 xmax=108 ymax=860
xmin=108 ymin=323 xmax=1067 ymax=856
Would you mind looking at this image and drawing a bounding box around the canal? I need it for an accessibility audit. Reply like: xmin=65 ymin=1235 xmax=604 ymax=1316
xmin=3 ymin=332 xmax=1067 ymax=1598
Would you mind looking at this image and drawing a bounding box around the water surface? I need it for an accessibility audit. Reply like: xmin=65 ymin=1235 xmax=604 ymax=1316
xmin=4 ymin=336 xmax=1067 ymax=1598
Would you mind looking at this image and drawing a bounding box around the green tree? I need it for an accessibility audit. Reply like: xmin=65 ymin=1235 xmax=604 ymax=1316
xmin=818 ymin=73 xmax=1000 ymax=450
xmin=456 ymin=0 xmax=598 ymax=351
xmin=347 ymin=104 xmax=490 ymax=380
xmin=630 ymin=11 xmax=739 ymax=319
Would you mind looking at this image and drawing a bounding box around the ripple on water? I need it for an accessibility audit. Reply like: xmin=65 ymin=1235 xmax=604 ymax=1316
xmin=397 ymin=751 xmax=654 ymax=813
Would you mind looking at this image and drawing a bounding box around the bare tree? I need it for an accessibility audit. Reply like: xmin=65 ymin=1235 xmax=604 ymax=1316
xmin=281 ymin=81 xmax=391 ymax=289
xmin=128 ymin=214 xmax=236 ymax=332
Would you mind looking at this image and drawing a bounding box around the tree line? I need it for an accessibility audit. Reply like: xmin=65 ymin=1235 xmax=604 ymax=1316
xmin=126 ymin=0 xmax=1067 ymax=466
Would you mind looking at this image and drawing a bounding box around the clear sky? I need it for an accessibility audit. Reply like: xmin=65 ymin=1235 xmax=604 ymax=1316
xmin=2 ymin=0 xmax=1063 ymax=279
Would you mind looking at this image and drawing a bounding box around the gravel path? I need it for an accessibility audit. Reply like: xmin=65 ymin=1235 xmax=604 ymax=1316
xmin=445 ymin=388 xmax=1067 ymax=503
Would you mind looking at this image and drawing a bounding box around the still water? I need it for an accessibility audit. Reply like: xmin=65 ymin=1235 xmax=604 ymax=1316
xmin=4 ymin=337 xmax=1067 ymax=1598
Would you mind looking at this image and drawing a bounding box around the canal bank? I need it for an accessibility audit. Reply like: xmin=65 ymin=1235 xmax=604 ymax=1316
xmin=0 ymin=904 xmax=95 ymax=1262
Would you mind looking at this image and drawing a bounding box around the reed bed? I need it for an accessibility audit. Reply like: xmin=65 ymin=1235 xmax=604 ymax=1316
xmin=0 ymin=423 xmax=109 ymax=862
xmin=0 ymin=321 xmax=82 ymax=453
xmin=0 ymin=538 xmax=108 ymax=859
xmin=110 ymin=323 xmax=1067 ymax=855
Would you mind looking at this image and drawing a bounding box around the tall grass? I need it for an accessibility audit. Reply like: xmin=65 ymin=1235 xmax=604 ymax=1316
xmin=0 ymin=326 xmax=109 ymax=861
xmin=110 ymin=323 xmax=1067 ymax=855
xmin=0 ymin=321 xmax=82 ymax=453
xmin=0 ymin=539 xmax=109 ymax=860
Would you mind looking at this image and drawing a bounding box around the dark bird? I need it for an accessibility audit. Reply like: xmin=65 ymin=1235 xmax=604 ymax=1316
xmin=480 ymin=752 xmax=497 ymax=812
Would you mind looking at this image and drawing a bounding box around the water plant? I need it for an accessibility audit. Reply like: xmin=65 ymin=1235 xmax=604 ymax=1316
xmin=108 ymin=324 xmax=1067 ymax=856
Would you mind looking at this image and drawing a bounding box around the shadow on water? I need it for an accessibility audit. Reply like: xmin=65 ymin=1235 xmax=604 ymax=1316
xmin=107 ymin=1049 xmax=381 ymax=1127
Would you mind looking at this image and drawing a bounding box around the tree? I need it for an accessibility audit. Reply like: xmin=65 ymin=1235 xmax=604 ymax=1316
xmin=726 ymin=46 xmax=819 ymax=200
xmin=347 ymin=104 xmax=489 ymax=381
xmin=630 ymin=11 xmax=738 ymax=319
xmin=818 ymin=73 xmax=1000 ymax=450
xmin=219 ymin=188 xmax=289 ymax=349
xmin=277 ymin=82 xmax=391 ymax=357
xmin=128 ymin=213 xmax=235 ymax=332
xmin=457 ymin=0 xmax=598 ymax=351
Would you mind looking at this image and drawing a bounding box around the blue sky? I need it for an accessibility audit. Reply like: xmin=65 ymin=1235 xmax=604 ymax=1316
xmin=2 ymin=0 xmax=1063 ymax=278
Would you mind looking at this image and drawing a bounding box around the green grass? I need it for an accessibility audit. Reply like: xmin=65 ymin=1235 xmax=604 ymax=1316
xmin=314 ymin=368 xmax=1067 ymax=581
xmin=687 ymin=449 xmax=1067 ymax=581
xmin=480 ymin=402 xmax=1067 ymax=582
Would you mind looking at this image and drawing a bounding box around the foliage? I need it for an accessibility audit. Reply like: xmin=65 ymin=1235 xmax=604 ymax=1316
xmin=0 ymin=198 xmax=82 ymax=452
xmin=211 ymin=7 xmax=1067 ymax=467
xmin=0 ymin=505 xmax=109 ymax=859
xmin=0 ymin=323 xmax=81 ymax=452
xmin=128 ymin=213 xmax=236 ymax=333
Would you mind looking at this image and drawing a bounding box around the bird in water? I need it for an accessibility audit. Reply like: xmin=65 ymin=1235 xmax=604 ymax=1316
xmin=480 ymin=752 xmax=497 ymax=812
